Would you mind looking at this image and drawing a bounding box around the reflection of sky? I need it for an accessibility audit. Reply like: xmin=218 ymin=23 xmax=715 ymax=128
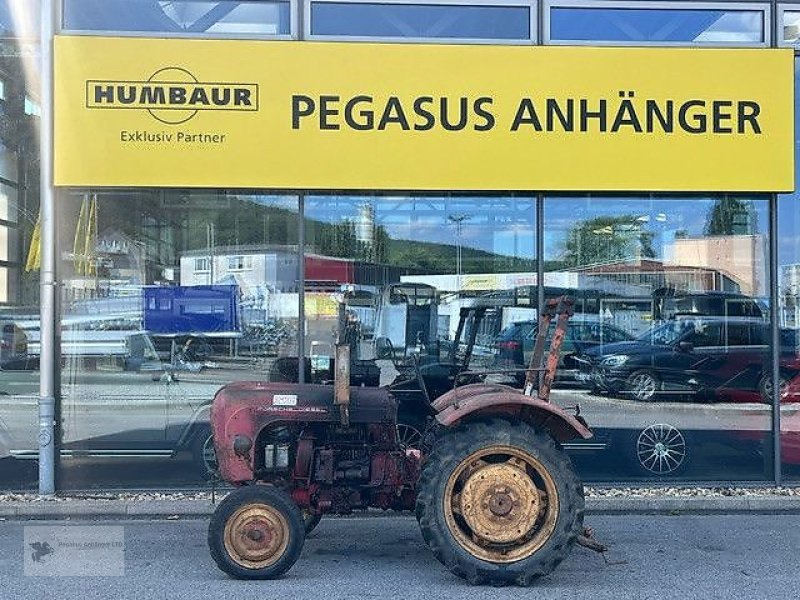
xmin=311 ymin=3 xmax=530 ymax=39
xmin=61 ymin=0 xmax=289 ymax=34
xmin=549 ymin=7 xmax=762 ymax=43
xmin=306 ymin=196 xmax=537 ymax=259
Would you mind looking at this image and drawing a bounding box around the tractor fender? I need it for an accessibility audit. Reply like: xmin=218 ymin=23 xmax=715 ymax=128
xmin=433 ymin=384 xmax=592 ymax=443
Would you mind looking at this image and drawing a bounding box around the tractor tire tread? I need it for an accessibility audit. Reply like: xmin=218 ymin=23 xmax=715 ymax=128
xmin=415 ymin=418 xmax=583 ymax=586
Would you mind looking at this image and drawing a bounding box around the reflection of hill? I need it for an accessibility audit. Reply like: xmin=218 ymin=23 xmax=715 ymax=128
xmin=386 ymin=238 xmax=535 ymax=274
xmin=177 ymin=201 xmax=534 ymax=275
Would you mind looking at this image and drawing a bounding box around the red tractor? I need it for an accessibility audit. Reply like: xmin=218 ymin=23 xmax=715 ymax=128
xmin=207 ymin=297 xmax=593 ymax=585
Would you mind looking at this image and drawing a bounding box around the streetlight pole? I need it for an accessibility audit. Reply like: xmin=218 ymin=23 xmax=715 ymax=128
xmin=448 ymin=214 xmax=470 ymax=292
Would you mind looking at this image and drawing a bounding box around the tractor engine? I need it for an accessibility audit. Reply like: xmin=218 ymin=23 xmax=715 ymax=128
xmin=259 ymin=422 xmax=421 ymax=515
xmin=211 ymin=382 xmax=422 ymax=515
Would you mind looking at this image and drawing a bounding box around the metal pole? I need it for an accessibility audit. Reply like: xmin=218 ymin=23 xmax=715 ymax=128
xmin=535 ymin=3 xmax=545 ymax=322
xmin=38 ymin=0 xmax=57 ymax=496
xmin=770 ymin=193 xmax=782 ymax=485
xmin=297 ymin=193 xmax=305 ymax=384
xmin=769 ymin=0 xmax=782 ymax=486
xmin=536 ymin=194 xmax=545 ymax=323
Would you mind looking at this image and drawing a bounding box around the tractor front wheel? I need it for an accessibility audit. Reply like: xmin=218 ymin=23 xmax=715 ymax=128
xmin=415 ymin=419 xmax=584 ymax=586
xmin=208 ymin=485 xmax=305 ymax=580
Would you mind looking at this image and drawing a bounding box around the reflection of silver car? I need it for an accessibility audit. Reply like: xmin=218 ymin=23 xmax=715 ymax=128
xmin=0 ymin=331 xmax=250 ymax=479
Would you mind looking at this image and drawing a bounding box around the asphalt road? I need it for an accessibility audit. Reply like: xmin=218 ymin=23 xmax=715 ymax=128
xmin=0 ymin=514 xmax=798 ymax=600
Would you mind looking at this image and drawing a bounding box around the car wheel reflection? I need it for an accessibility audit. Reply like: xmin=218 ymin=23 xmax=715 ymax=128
xmin=627 ymin=370 xmax=660 ymax=402
xmin=758 ymin=373 xmax=789 ymax=405
xmin=192 ymin=429 xmax=219 ymax=481
xmin=633 ymin=423 xmax=688 ymax=477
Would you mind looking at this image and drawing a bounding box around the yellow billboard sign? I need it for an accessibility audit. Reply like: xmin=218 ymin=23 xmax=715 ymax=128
xmin=54 ymin=36 xmax=794 ymax=192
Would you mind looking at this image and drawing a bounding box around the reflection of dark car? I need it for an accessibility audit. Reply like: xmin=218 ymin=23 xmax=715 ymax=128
xmin=0 ymin=321 xmax=37 ymax=370
xmin=578 ymin=318 xmax=800 ymax=402
xmin=494 ymin=320 xmax=634 ymax=384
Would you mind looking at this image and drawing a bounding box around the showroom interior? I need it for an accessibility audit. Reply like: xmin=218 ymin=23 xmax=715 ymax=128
xmin=2 ymin=0 xmax=800 ymax=491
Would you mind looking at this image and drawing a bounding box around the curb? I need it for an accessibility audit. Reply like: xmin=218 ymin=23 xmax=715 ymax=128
xmin=2 ymin=495 xmax=800 ymax=519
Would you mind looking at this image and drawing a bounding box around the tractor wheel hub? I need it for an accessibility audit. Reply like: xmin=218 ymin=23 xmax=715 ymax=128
xmin=459 ymin=463 xmax=539 ymax=545
xmin=223 ymin=504 xmax=289 ymax=569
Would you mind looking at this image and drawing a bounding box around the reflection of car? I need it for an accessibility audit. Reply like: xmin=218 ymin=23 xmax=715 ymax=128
xmin=0 ymin=320 xmax=37 ymax=370
xmin=0 ymin=330 xmax=236 ymax=479
xmin=578 ymin=318 xmax=800 ymax=403
xmin=494 ymin=320 xmax=633 ymax=384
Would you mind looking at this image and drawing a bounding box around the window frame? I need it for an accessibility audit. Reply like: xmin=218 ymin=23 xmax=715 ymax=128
xmin=58 ymin=0 xmax=300 ymax=41
xmin=227 ymin=254 xmax=253 ymax=271
xmin=304 ymin=0 xmax=539 ymax=45
xmin=544 ymin=0 xmax=770 ymax=47
xmin=779 ymin=3 xmax=800 ymax=46
xmin=194 ymin=257 xmax=211 ymax=273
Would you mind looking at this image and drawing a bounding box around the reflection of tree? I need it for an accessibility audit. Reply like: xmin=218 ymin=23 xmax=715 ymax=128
xmin=314 ymin=219 xmax=392 ymax=263
xmin=318 ymin=219 xmax=357 ymax=259
xmin=561 ymin=215 xmax=656 ymax=268
xmin=704 ymin=196 xmax=757 ymax=236
xmin=212 ymin=199 xmax=297 ymax=249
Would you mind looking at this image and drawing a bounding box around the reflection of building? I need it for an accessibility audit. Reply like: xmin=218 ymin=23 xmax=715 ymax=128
xmin=572 ymin=258 xmax=741 ymax=294
xmin=181 ymin=245 xmax=419 ymax=292
xmin=667 ymin=235 xmax=767 ymax=296
xmin=180 ymin=245 xmax=300 ymax=292
xmin=356 ymin=202 xmax=375 ymax=245
xmin=781 ymin=263 xmax=800 ymax=328
xmin=402 ymin=270 xmax=647 ymax=297
xmin=782 ymin=264 xmax=800 ymax=296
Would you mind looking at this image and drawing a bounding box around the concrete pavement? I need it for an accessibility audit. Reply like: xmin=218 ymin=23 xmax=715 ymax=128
xmin=0 ymin=514 xmax=799 ymax=600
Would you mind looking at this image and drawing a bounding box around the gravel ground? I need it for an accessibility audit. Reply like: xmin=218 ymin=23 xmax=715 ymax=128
xmin=2 ymin=486 xmax=800 ymax=504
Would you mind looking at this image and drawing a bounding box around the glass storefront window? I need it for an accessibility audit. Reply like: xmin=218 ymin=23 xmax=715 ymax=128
xmin=302 ymin=195 xmax=536 ymax=426
xmin=309 ymin=1 xmax=534 ymax=41
xmin=1 ymin=0 xmax=794 ymax=492
xmin=782 ymin=8 xmax=800 ymax=45
xmin=543 ymin=194 xmax=773 ymax=481
xmin=0 ymin=0 xmax=39 ymax=492
xmin=57 ymin=191 xmax=300 ymax=489
xmin=63 ymin=0 xmax=293 ymax=36
xmin=547 ymin=2 xmax=766 ymax=45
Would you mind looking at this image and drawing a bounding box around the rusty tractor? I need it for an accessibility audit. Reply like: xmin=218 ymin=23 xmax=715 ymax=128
xmin=207 ymin=296 xmax=594 ymax=585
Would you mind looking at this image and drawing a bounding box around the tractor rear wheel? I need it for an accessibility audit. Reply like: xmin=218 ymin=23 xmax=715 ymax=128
xmin=208 ymin=485 xmax=305 ymax=580
xmin=415 ymin=419 xmax=583 ymax=586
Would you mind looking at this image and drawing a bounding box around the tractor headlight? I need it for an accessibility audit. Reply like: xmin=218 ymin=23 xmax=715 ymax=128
xmin=600 ymin=355 xmax=629 ymax=368
xmin=233 ymin=434 xmax=253 ymax=457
